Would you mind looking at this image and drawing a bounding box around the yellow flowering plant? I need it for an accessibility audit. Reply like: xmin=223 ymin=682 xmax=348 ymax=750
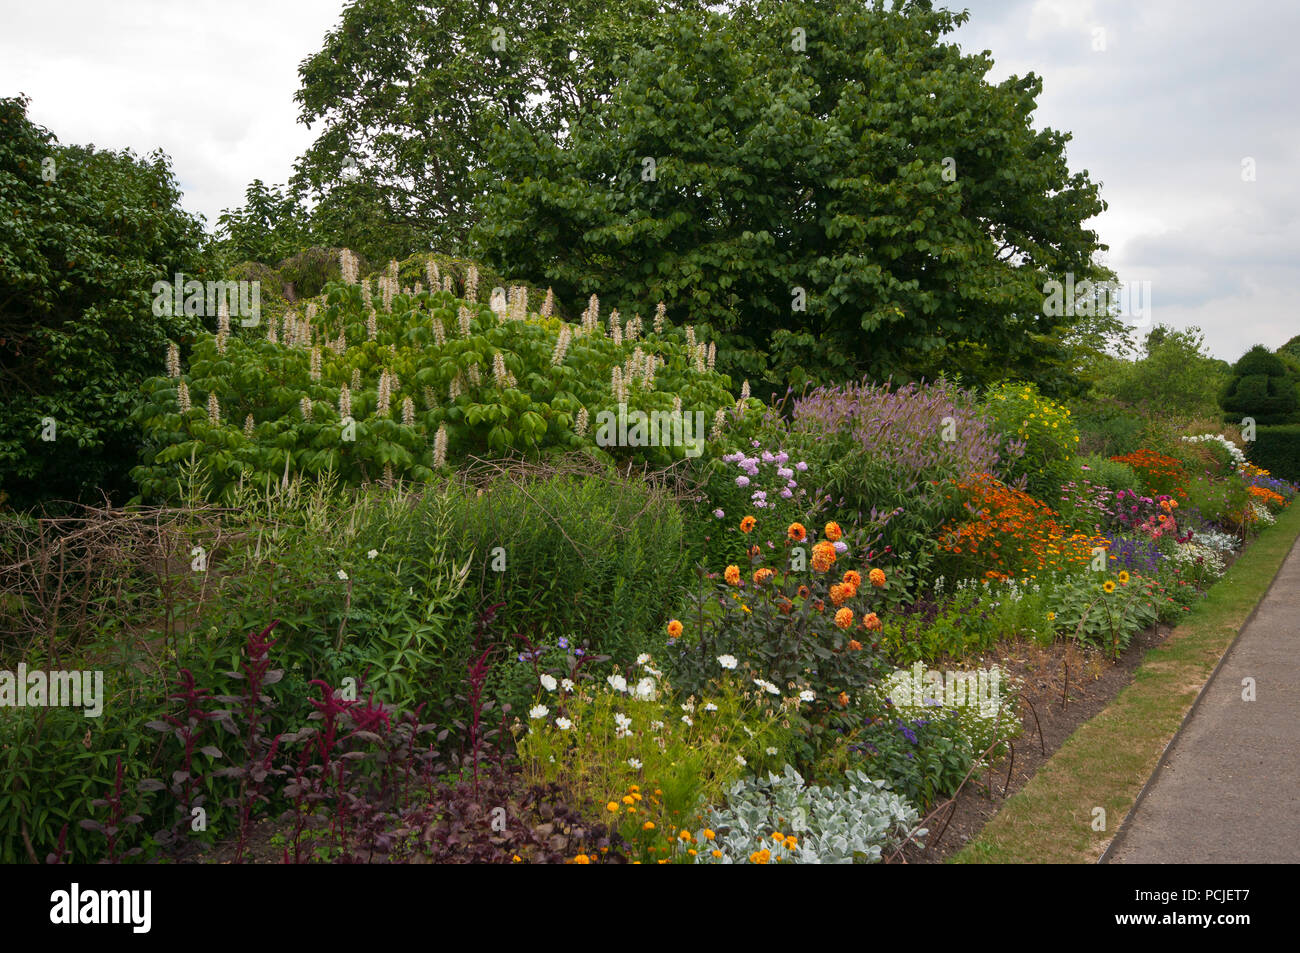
xmin=982 ymin=381 xmax=1079 ymax=496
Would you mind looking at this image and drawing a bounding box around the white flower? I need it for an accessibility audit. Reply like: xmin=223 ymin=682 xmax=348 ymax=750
xmin=681 ymin=715 xmax=693 ymax=726
xmin=735 ymin=755 xmax=747 ymax=767
xmin=636 ymin=653 xmax=652 ymax=666
xmin=337 ymin=570 xmax=348 ymax=581
xmin=539 ymin=674 xmax=557 ymax=692
xmin=743 ymin=726 xmax=755 ymax=738
xmin=607 ymin=674 xmax=628 ymax=693
xmin=651 ymin=720 xmax=665 ymax=731
xmin=766 ymin=747 xmax=778 ymax=756
xmin=718 ymin=654 xmax=738 ymax=670
xmin=529 ymin=705 xmax=549 ymax=720
xmin=681 ymin=700 xmax=695 ymax=713
xmin=627 ymin=758 xmax=642 ymax=770
xmin=643 ymin=664 xmax=662 ymax=678
xmin=614 ymin=712 xmax=633 ymax=738
xmin=367 ymin=549 xmax=379 ymax=559
xmin=799 ymin=690 xmax=815 ymax=703
xmin=753 ymin=678 xmax=780 ymax=695
xmin=561 ymin=678 xmax=576 ymax=693
xmin=555 ymin=716 xmax=572 ymax=731
xmin=632 ymin=677 xmax=657 ymax=701
xmin=704 ymin=702 xmax=718 ymax=712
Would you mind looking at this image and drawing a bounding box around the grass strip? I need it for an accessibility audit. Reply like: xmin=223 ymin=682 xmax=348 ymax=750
xmin=951 ymin=502 xmax=1300 ymax=864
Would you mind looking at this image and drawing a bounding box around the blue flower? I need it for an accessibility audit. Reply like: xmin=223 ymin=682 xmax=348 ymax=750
xmin=557 ymin=636 xmax=569 ymax=650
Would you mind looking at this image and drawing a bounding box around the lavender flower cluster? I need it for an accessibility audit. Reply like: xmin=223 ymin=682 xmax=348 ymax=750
xmin=788 ymin=379 xmax=1023 ymax=489
xmin=721 ymin=445 xmax=809 ymax=508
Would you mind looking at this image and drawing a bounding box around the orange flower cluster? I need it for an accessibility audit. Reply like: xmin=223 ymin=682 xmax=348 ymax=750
xmin=1248 ymin=485 xmax=1286 ymax=509
xmin=939 ymin=472 xmax=1109 ymax=578
xmin=1110 ymin=449 xmax=1188 ymax=499
xmin=811 ymin=541 xmax=837 ymax=572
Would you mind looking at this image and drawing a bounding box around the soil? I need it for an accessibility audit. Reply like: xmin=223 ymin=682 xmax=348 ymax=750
xmin=895 ymin=621 xmax=1175 ymax=864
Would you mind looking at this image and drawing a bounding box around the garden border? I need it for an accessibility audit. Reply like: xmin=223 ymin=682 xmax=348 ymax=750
xmin=949 ymin=502 xmax=1300 ymax=864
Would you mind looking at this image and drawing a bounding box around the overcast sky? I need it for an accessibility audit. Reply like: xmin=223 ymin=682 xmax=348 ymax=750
xmin=3 ymin=0 xmax=1296 ymax=361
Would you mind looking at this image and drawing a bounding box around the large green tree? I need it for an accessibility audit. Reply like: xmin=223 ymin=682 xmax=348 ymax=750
xmin=473 ymin=0 xmax=1110 ymax=391
xmin=290 ymin=0 xmax=705 ymax=255
xmin=0 ymin=96 xmax=213 ymax=509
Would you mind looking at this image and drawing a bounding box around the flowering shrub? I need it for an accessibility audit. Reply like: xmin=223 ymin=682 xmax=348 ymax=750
xmin=1110 ymin=449 xmax=1189 ymax=500
xmin=937 ymin=473 xmax=1109 ymax=581
xmin=1054 ymin=476 xmax=1116 ymax=535
xmin=1109 ymin=489 xmax=1187 ymax=542
xmin=132 ymin=253 xmax=751 ymax=501
xmin=670 ymin=514 xmax=899 ymax=763
xmin=699 ymin=443 xmax=817 ymax=566
xmin=981 ymin=381 xmax=1079 ymax=494
xmin=692 ymin=765 xmax=922 ymax=864
xmin=1181 ymin=434 xmax=1247 ymax=473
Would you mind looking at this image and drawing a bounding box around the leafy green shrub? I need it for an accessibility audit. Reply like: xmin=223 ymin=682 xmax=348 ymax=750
xmin=1075 ymin=454 xmax=1140 ymax=495
xmin=1071 ymin=397 xmax=1145 ymax=458
xmin=0 ymin=95 xmax=214 ymax=510
xmin=131 ymin=253 xmax=749 ymax=503
xmin=1247 ymin=425 xmax=1300 ymax=483
xmin=1185 ymin=475 xmax=1251 ymax=529
xmin=981 ymin=381 xmax=1080 ymax=495
xmin=1047 ymin=570 xmax=1160 ymax=654
xmin=1220 ymin=345 xmax=1300 ymax=425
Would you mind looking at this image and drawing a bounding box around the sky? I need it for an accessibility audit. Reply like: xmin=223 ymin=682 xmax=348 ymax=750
xmin=2 ymin=0 xmax=1296 ymax=361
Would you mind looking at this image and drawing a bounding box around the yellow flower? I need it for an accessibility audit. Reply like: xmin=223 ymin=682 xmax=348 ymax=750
xmin=606 ymin=801 xmax=619 ymax=813
xmin=1117 ymin=571 xmax=1130 ymax=585
xmin=1046 ymin=611 xmax=1056 ymax=622
xmin=772 ymin=832 xmax=785 ymax=842
xmin=643 ymin=821 xmax=656 ymax=831
xmin=667 ymin=618 xmax=683 ymax=639
xmin=622 ymin=795 xmax=634 ymax=805
xmin=703 ymin=829 xmax=716 ymax=840
xmin=1103 ymin=580 xmax=1117 ymax=593
xmin=573 ymin=854 xmax=590 ymax=864
xmin=711 ymin=849 xmax=722 ymax=858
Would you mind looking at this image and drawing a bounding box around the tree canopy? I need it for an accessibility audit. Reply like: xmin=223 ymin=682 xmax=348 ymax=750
xmin=472 ymin=0 xmax=1111 ymax=392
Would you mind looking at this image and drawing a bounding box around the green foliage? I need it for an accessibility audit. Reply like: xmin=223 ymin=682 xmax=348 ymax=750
xmin=1220 ymin=345 xmax=1300 ymax=425
xmin=1048 ymin=571 xmax=1160 ymax=654
xmin=1246 ymin=425 xmax=1300 ymax=483
xmin=290 ymin=0 xmax=700 ymax=255
xmin=1070 ymin=395 xmax=1147 ymax=458
xmin=1185 ymin=475 xmax=1250 ymax=529
xmin=981 ymin=382 xmax=1080 ymax=495
xmin=1075 ymin=454 xmax=1140 ymax=495
xmin=0 ymin=95 xmax=215 ymax=510
xmin=476 ymin=0 xmax=1109 ymax=392
xmin=214 ymin=180 xmax=310 ymax=267
xmin=1094 ymin=325 xmax=1226 ymax=420
xmin=130 ymin=258 xmax=744 ymax=503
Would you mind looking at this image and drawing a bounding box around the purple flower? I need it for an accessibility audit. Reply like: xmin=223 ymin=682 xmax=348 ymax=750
xmin=761 ymin=450 xmax=775 ymax=463
xmin=795 ymin=461 xmax=808 ymax=472
xmin=714 ymin=508 xmax=725 ymax=519
xmin=780 ymin=488 xmax=793 ymax=498
xmin=833 ymin=541 xmax=848 ymax=554
xmin=776 ymin=451 xmax=789 ymax=464
xmin=736 ymin=476 xmax=750 ymax=487
xmin=751 ymin=490 xmax=767 ymax=500
xmin=557 ymin=636 xmax=569 ymax=650
xmin=777 ymin=467 xmax=793 ymax=479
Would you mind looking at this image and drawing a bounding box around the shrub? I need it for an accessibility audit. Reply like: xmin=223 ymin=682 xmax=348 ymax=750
xmin=1219 ymin=344 xmax=1300 ymax=425
xmin=130 ymin=252 xmax=749 ymax=502
xmin=1247 ymin=425 xmax=1300 ymax=483
xmin=1070 ymin=396 xmax=1145 ymax=458
xmin=1185 ymin=477 xmax=1251 ymax=531
xmin=1074 ymin=454 xmax=1140 ymax=494
xmin=692 ymin=765 xmax=922 ymax=864
xmin=981 ymin=381 xmax=1080 ymax=495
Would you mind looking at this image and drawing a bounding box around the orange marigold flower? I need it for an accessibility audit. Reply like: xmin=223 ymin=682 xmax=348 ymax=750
xmin=725 ymin=565 xmax=741 ymax=586
xmin=753 ymin=568 xmax=775 ymax=586
xmin=869 ymin=568 xmax=886 ymax=588
xmin=843 ymin=570 xmax=862 ymax=589
xmin=667 ymin=619 xmax=683 ymax=639
xmin=835 ymin=608 xmax=853 ymax=629
xmin=787 ymin=522 xmax=807 ymax=542
xmin=824 ymin=521 xmax=843 ymax=541
xmin=573 ymin=854 xmax=590 ymax=864
xmin=797 ymin=585 xmax=810 ymax=599
xmin=862 ymin=612 xmax=882 ymax=631
xmin=740 ymin=515 xmax=757 ymax=534
xmin=811 ymin=541 xmax=837 ymax=572
xmin=848 ymin=639 xmax=862 ymax=651
xmin=829 ymin=582 xmax=852 ymax=606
